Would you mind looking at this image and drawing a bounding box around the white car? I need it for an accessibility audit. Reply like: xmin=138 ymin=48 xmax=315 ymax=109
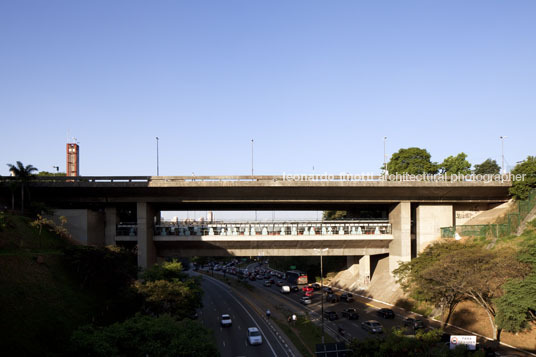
xmin=220 ymin=314 xmax=232 ymax=327
xmin=361 ymin=320 xmax=383 ymax=333
xmin=247 ymin=327 xmax=263 ymax=345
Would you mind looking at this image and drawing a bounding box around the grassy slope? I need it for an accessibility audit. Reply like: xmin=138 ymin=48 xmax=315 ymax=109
xmin=0 ymin=214 xmax=99 ymax=356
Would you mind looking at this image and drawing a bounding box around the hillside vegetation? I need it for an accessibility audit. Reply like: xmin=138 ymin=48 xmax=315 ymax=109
xmin=0 ymin=212 xmax=218 ymax=356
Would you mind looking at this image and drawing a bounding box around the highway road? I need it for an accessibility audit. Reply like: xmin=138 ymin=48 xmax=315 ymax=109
xmin=196 ymin=272 xmax=294 ymax=357
xmin=243 ymin=263 xmax=405 ymax=342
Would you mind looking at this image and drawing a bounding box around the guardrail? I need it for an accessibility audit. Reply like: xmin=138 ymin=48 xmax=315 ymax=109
xmin=0 ymin=174 xmax=517 ymax=184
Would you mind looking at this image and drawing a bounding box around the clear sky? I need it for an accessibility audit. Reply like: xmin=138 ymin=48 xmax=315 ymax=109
xmin=1 ymin=0 xmax=535 ymax=178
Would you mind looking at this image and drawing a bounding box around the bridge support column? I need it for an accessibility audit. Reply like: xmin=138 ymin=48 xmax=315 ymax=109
xmin=137 ymin=202 xmax=156 ymax=269
xmin=416 ymin=204 xmax=453 ymax=253
xmin=389 ymin=201 xmax=411 ymax=275
xmin=104 ymin=207 xmax=117 ymax=246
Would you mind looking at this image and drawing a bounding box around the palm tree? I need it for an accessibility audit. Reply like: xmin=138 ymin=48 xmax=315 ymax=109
xmin=6 ymin=161 xmax=38 ymax=213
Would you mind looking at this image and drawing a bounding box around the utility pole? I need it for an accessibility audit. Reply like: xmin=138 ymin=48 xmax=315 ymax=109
xmin=251 ymin=139 xmax=254 ymax=176
xmin=314 ymin=248 xmax=329 ymax=344
xmin=500 ymin=136 xmax=507 ymax=174
xmin=156 ymin=137 xmax=160 ymax=176
xmin=383 ymin=136 xmax=388 ymax=176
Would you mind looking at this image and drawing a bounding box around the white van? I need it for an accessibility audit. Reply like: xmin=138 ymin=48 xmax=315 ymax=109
xmin=280 ymin=285 xmax=291 ymax=294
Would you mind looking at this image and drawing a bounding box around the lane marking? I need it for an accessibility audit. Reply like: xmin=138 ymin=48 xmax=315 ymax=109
xmin=204 ymin=276 xmax=280 ymax=357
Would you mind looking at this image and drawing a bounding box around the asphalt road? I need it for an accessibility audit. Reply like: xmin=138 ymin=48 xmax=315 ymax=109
xmin=197 ymin=273 xmax=292 ymax=357
xmin=244 ymin=263 xmax=406 ymax=342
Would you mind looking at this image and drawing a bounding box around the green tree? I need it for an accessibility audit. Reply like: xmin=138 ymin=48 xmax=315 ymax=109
xmin=323 ymin=210 xmax=348 ymax=220
xmin=509 ymin=156 xmax=536 ymax=200
xmin=142 ymin=259 xmax=186 ymax=281
xmin=440 ymin=153 xmax=471 ymax=175
xmin=37 ymin=171 xmax=66 ymax=176
xmin=473 ymin=159 xmax=500 ymax=175
xmin=70 ymin=314 xmax=219 ymax=357
xmin=394 ymin=241 xmax=467 ymax=328
xmin=6 ymin=161 xmax=38 ymax=212
xmin=395 ymin=242 xmax=528 ymax=341
xmin=386 ymin=148 xmax=438 ymax=175
xmin=135 ymin=278 xmax=203 ymax=319
xmin=495 ymin=233 xmax=536 ymax=333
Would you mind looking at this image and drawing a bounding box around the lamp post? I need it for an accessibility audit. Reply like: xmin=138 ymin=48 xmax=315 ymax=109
xmin=383 ymin=136 xmax=388 ymax=176
xmin=156 ymin=137 xmax=160 ymax=176
xmin=251 ymin=139 xmax=254 ymax=176
xmin=500 ymin=136 xmax=507 ymax=174
xmin=314 ymin=247 xmax=329 ymax=344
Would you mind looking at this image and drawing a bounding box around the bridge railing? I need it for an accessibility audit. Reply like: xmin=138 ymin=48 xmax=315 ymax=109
xmin=148 ymin=221 xmax=392 ymax=237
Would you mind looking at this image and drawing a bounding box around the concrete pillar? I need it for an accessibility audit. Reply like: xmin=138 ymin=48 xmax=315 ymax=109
xmin=137 ymin=202 xmax=156 ymax=269
xmin=104 ymin=207 xmax=117 ymax=246
xmin=389 ymin=201 xmax=411 ymax=275
xmin=359 ymin=255 xmax=371 ymax=279
xmin=416 ymin=204 xmax=453 ymax=253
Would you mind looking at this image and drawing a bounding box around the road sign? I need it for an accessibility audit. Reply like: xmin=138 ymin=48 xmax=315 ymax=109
xmin=289 ymin=265 xmax=296 ymax=270
xmin=449 ymin=335 xmax=476 ymax=350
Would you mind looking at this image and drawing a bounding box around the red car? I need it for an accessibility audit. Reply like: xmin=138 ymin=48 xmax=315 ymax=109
xmin=302 ymin=286 xmax=314 ymax=293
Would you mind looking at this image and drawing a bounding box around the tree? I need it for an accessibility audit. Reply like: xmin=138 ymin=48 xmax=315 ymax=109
xmin=135 ymin=278 xmax=203 ymax=319
xmin=509 ymin=156 xmax=536 ymax=200
xmin=395 ymin=241 xmax=529 ymax=341
xmin=70 ymin=314 xmax=219 ymax=357
xmin=6 ymin=161 xmax=38 ymax=213
xmin=323 ymin=210 xmax=348 ymax=220
xmin=439 ymin=153 xmax=471 ymax=175
xmin=495 ymin=233 xmax=536 ymax=333
xmin=394 ymin=241 xmax=467 ymax=328
xmin=386 ymin=148 xmax=438 ymax=175
xmin=473 ymin=159 xmax=500 ymax=175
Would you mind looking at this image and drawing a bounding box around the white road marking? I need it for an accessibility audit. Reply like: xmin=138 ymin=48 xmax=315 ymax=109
xmin=204 ymin=276 xmax=280 ymax=357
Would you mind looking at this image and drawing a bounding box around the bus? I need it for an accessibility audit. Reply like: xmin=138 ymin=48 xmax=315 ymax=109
xmin=286 ymin=270 xmax=308 ymax=285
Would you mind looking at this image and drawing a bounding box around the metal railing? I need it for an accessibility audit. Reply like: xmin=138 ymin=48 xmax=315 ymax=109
xmin=152 ymin=220 xmax=392 ymax=237
xmin=441 ymin=188 xmax=536 ymax=238
xmin=116 ymin=220 xmax=392 ymax=237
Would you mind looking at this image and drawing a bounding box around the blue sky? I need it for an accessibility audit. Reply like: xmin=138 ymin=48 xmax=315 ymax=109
xmin=1 ymin=0 xmax=535 ymax=178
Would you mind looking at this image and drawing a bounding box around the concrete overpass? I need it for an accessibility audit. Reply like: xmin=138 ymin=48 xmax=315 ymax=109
xmin=0 ymin=175 xmax=512 ymax=275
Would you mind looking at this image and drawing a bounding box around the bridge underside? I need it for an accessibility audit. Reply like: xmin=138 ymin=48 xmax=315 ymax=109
xmin=148 ymin=236 xmax=392 ymax=257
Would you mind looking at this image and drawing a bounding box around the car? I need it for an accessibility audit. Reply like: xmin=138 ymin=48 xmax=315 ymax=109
xmin=220 ymin=314 xmax=232 ymax=327
xmin=361 ymin=320 xmax=383 ymax=333
xmin=268 ymin=278 xmax=275 ymax=284
xmin=247 ymin=327 xmax=263 ymax=345
xmin=323 ymin=287 xmax=333 ymax=294
xmin=300 ymin=296 xmax=312 ymax=305
xmin=263 ymin=281 xmax=272 ymax=287
xmin=404 ymin=317 xmax=425 ymax=330
xmin=341 ymin=308 xmax=359 ymax=320
xmin=302 ymin=286 xmax=314 ymax=293
xmin=280 ymin=285 xmax=291 ymax=294
xmin=326 ymin=293 xmax=340 ymax=303
xmin=340 ymin=293 xmax=354 ymax=302
xmin=276 ymin=280 xmax=285 ymax=287
xmin=290 ymin=285 xmax=299 ymax=292
xmin=376 ymin=308 xmax=395 ymax=319
xmin=304 ymin=290 xmax=314 ymax=297
xmin=311 ymin=283 xmax=321 ymax=290
xmin=323 ymin=310 xmax=338 ymax=321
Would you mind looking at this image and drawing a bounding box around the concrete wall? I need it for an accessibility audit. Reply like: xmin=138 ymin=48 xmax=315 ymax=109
xmin=105 ymin=207 xmax=117 ymax=246
xmin=87 ymin=210 xmax=105 ymax=246
xmin=137 ymin=202 xmax=156 ymax=268
xmin=388 ymin=201 xmax=411 ymax=275
xmin=54 ymin=209 xmax=88 ymax=245
xmin=53 ymin=209 xmax=106 ymax=246
xmin=416 ymin=204 xmax=453 ymax=253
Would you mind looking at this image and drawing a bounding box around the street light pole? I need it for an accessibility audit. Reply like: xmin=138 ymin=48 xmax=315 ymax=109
xmin=251 ymin=139 xmax=254 ymax=176
xmin=500 ymin=136 xmax=507 ymax=174
xmin=156 ymin=137 xmax=160 ymax=176
xmin=314 ymin=247 xmax=329 ymax=344
xmin=383 ymin=136 xmax=388 ymax=176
